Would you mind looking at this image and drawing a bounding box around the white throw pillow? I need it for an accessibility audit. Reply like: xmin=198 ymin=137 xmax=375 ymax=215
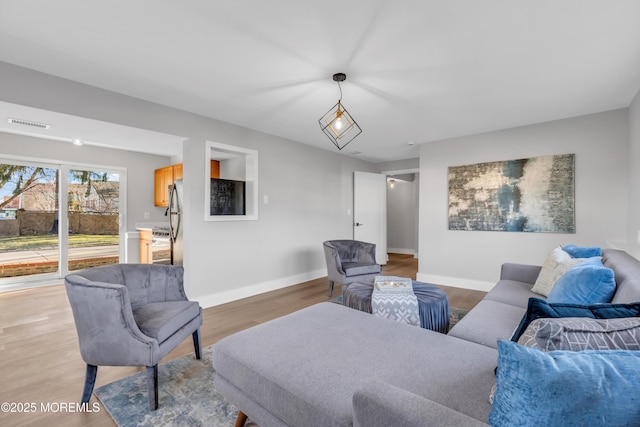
xmin=531 ymin=246 xmax=585 ymax=297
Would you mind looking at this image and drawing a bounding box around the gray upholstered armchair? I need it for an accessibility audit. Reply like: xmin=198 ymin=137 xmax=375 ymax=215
xmin=323 ymin=240 xmax=382 ymax=297
xmin=64 ymin=264 xmax=202 ymax=411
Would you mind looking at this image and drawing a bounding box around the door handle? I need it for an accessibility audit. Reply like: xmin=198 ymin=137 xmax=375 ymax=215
xmin=354 ymin=222 xmax=364 ymax=226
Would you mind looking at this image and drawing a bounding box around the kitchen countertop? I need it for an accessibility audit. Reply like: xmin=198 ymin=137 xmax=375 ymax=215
xmin=134 ymin=222 xmax=170 ymax=231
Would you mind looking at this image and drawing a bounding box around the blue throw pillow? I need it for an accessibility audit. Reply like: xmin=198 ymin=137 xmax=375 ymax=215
xmin=562 ymin=244 xmax=602 ymax=258
xmin=489 ymin=341 xmax=640 ymax=427
xmin=511 ymin=298 xmax=640 ymax=342
xmin=546 ymin=257 xmax=615 ymax=304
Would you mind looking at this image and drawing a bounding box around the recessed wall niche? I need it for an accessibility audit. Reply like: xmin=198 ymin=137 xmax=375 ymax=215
xmin=205 ymin=141 xmax=258 ymax=221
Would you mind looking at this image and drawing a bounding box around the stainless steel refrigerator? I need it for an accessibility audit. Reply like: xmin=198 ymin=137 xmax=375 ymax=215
xmin=167 ymin=180 xmax=183 ymax=266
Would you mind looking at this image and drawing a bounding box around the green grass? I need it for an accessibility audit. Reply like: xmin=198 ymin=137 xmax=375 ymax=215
xmin=0 ymin=234 xmax=119 ymax=252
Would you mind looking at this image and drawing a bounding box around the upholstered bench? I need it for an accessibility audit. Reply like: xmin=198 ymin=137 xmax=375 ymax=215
xmin=344 ymin=281 xmax=450 ymax=332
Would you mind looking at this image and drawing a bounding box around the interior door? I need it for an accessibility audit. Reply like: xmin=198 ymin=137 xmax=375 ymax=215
xmin=353 ymin=171 xmax=387 ymax=264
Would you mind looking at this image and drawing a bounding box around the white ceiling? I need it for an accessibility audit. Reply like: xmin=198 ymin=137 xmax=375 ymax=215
xmin=1 ymin=0 xmax=639 ymax=163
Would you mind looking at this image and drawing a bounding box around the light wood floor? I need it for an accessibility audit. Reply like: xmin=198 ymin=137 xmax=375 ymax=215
xmin=0 ymin=254 xmax=486 ymax=426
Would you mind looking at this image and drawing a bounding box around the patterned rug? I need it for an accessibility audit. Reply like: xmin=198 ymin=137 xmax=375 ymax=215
xmin=96 ymin=307 xmax=469 ymax=426
xmin=94 ymin=346 xmax=256 ymax=427
xmin=449 ymin=306 xmax=469 ymax=330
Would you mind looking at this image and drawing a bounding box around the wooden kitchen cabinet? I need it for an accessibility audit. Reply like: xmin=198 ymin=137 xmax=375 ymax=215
xmin=154 ymin=166 xmax=174 ymax=207
xmin=173 ymin=163 xmax=183 ymax=180
xmin=210 ymin=160 xmax=220 ymax=178
xmin=154 ymin=161 xmax=219 ymax=207
xmin=139 ymin=229 xmax=153 ymax=264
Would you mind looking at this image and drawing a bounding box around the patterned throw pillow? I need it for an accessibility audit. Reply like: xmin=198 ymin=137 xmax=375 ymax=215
xmin=510 ymin=298 xmax=640 ymax=342
xmin=517 ymin=317 xmax=640 ymax=351
xmin=490 ymin=316 xmax=640 ymax=405
xmin=531 ymin=246 xmax=585 ymax=297
xmin=489 ymin=341 xmax=640 ymax=427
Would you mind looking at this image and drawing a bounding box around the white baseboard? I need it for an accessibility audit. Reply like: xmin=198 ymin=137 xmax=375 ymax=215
xmin=194 ymin=268 xmax=327 ymax=309
xmin=416 ymin=273 xmax=494 ymax=293
xmin=387 ymin=248 xmax=416 ymax=256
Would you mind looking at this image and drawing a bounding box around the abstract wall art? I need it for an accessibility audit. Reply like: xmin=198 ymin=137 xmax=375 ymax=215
xmin=448 ymin=154 xmax=575 ymax=233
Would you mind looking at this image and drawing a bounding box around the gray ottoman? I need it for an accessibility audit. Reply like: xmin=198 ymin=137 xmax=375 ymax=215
xmin=344 ymin=281 xmax=450 ymax=333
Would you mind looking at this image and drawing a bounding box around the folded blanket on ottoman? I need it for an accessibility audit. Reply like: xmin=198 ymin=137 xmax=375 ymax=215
xmin=372 ymin=276 xmax=420 ymax=326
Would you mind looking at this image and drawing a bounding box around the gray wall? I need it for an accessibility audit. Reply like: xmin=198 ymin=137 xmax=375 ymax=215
xmin=379 ymin=158 xmax=420 ymax=256
xmin=0 ymin=62 xmax=376 ymax=305
xmin=387 ymin=175 xmax=418 ymax=255
xmin=2 ymin=61 xmax=638 ymax=302
xmin=418 ymin=109 xmax=630 ymax=291
xmin=376 ymin=158 xmax=420 ymax=173
xmin=182 ymin=135 xmax=375 ymax=306
xmin=628 ymin=89 xmax=640 ymax=258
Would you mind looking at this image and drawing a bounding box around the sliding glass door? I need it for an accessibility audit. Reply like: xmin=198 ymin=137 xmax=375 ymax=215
xmin=0 ymin=159 xmax=124 ymax=286
xmin=67 ymin=168 xmax=121 ymax=272
xmin=0 ymin=162 xmax=60 ymax=279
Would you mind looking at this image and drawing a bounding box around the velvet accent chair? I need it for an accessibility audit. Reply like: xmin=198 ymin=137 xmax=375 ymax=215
xmin=323 ymin=240 xmax=382 ymax=297
xmin=64 ymin=264 xmax=202 ymax=411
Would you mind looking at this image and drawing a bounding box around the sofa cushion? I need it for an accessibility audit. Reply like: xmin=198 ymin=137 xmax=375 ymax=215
xmin=353 ymin=379 xmax=489 ymax=427
xmin=484 ymin=280 xmax=543 ymax=308
xmin=531 ymin=246 xmax=586 ymax=297
xmin=562 ymin=244 xmax=602 ymax=258
xmin=510 ymin=298 xmax=640 ymax=342
xmin=546 ymin=257 xmax=615 ymax=304
xmin=602 ymin=249 xmax=640 ymax=303
xmin=448 ymin=300 xmax=525 ymax=349
xmin=517 ymin=316 xmax=640 ymax=351
xmin=213 ymin=302 xmax=498 ymax=427
xmin=489 ymin=341 xmax=640 ymax=427
xmin=342 ymin=262 xmax=381 ymax=277
xmin=132 ymin=301 xmax=200 ymax=343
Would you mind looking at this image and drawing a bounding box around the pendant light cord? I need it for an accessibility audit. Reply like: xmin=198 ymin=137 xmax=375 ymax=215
xmin=337 ymin=81 xmax=343 ymax=102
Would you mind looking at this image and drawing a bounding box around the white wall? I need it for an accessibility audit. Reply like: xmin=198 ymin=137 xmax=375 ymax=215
xmin=0 ymin=62 xmax=377 ymax=305
xmin=387 ymin=175 xmax=418 ymax=255
xmin=418 ymin=109 xmax=630 ymax=291
xmin=628 ymin=89 xmax=640 ymax=259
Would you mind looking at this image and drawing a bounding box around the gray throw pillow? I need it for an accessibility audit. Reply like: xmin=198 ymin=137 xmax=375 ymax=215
xmin=517 ymin=317 xmax=640 ymax=351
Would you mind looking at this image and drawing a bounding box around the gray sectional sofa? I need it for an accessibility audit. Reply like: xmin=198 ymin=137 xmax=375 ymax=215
xmin=212 ymin=248 xmax=640 ymax=426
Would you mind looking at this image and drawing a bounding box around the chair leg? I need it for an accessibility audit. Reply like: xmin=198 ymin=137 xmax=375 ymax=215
xmin=235 ymin=411 xmax=248 ymax=427
xmin=328 ymin=280 xmax=334 ymax=297
xmin=192 ymin=329 xmax=202 ymax=360
xmin=81 ymin=364 xmax=98 ymax=403
xmin=146 ymin=365 xmax=158 ymax=411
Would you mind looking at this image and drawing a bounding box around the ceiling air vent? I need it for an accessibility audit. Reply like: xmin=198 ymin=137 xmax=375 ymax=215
xmin=8 ymin=118 xmax=50 ymax=129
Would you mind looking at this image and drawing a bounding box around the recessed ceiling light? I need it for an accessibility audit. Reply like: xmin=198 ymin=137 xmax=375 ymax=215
xmin=351 ymin=151 xmax=362 ymax=155
xmin=407 ymin=141 xmax=415 ymax=146
xmin=72 ymin=138 xmax=84 ymax=146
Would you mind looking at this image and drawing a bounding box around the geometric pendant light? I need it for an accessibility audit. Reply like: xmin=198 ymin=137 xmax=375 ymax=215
xmin=318 ymin=73 xmax=363 ymax=150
